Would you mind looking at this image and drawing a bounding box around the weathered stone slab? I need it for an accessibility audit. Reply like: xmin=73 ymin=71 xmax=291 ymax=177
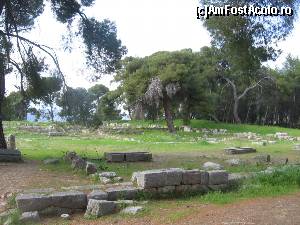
xmin=0 ymin=149 xmax=22 ymax=162
xmin=182 ymin=169 xmax=208 ymax=185
xmin=104 ymin=152 xmax=125 ymax=162
xmin=208 ymin=170 xmax=228 ymax=185
xmin=105 ymin=152 xmax=152 ymax=162
xmin=203 ymin=162 xmax=223 ymax=170
xmin=135 ymin=168 xmax=183 ymax=188
xmin=87 ymin=190 xmax=108 ymax=201
xmin=225 ymin=147 xmax=256 ymax=154
xmin=125 ymin=152 xmax=152 ymax=162
xmin=50 ymin=191 xmax=87 ymax=209
xmin=85 ymin=200 xmax=116 ymax=217
xmin=106 ymin=186 xmax=139 ymax=201
xmin=19 ymin=211 xmax=40 ymax=224
xmin=16 ymin=193 xmax=52 ymax=212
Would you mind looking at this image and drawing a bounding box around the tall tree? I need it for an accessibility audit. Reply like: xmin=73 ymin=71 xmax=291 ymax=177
xmin=0 ymin=0 xmax=126 ymax=148
xmin=200 ymin=0 xmax=299 ymax=123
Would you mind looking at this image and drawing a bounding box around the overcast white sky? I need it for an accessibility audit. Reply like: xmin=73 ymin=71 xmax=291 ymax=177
xmin=6 ymin=0 xmax=300 ymax=92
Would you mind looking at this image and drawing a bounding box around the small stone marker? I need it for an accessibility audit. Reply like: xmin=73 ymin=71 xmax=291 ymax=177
xmin=7 ymin=135 xmax=16 ymax=150
xmin=224 ymin=147 xmax=256 ymax=154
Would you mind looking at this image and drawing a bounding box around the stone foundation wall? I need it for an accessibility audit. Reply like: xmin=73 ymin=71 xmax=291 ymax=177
xmin=132 ymin=168 xmax=229 ymax=194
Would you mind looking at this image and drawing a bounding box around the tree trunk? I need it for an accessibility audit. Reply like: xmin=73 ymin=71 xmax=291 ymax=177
xmin=49 ymin=103 xmax=54 ymax=122
xmin=0 ymin=60 xmax=7 ymax=149
xmin=162 ymin=91 xmax=176 ymax=133
xmin=233 ymin=97 xmax=241 ymax=123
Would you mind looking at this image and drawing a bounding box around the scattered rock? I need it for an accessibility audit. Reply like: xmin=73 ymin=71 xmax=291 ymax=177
xmin=20 ymin=211 xmax=40 ymax=224
xmin=100 ymin=177 xmax=113 ymax=184
xmin=203 ymin=162 xmax=223 ymax=170
xmin=71 ymin=157 xmax=86 ymax=170
xmin=43 ymin=158 xmax=59 ymax=165
xmin=225 ymin=158 xmax=242 ymax=166
xmin=64 ymin=151 xmax=77 ymax=162
xmin=99 ymin=172 xmax=117 ymax=178
xmin=121 ymin=206 xmax=144 ymax=215
xmin=85 ymin=200 xmax=116 ymax=217
xmin=86 ymin=162 xmax=97 ymax=175
xmin=225 ymin=147 xmax=256 ymax=154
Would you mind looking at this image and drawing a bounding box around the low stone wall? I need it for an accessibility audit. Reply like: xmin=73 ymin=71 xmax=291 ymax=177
xmin=15 ymin=168 xmax=230 ymax=220
xmin=132 ymin=168 xmax=229 ymax=194
xmin=104 ymin=152 xmax=152 ymax=162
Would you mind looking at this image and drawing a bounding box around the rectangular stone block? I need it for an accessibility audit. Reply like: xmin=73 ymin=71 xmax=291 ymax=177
xmin=224 ymin=147 xmax=256 ymax=154
xmin=50 ymin=191 xmax=87 ymax=209
xmin=105 ymin=153 xmax=125 ymax=162
xmin=106 ymin=186 xmax=139 ymax=201
xmin=157 ymin=185 xmax=176 ymax=194
xmin=175 ymin=185 xmax=192 ymax=193
xmin=0 ymin=149 xmax=22 ymax=162
xmin=182 ymin=169 xmax=208 ymax=185
xmin=208 ymin=184 xmax=228 ymax=191
xmin=208 ymin=170 xmax=228 ymax=185
xmin=85 ymin=199 xmax=116 ymax=217
xmin=125 ymin=152 xmax=152 ymax=162
xmin=136 ymin=168 xmax=183 ymax=188
xmin=16 ymin=194 xmax=52 ymax=212
xmin=190 ymin=184 xmax=209 ymax=193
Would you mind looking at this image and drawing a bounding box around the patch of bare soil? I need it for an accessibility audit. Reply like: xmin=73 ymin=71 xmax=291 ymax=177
xmin=0 ymin=160 xmax=91 ymax=212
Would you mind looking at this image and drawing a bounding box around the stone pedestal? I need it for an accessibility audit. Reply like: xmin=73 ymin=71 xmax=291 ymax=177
xmin=0 ymin=149 xmax=22 ymax=162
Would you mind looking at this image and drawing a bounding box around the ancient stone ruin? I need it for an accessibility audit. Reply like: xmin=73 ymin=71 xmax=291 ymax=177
xmin=104 ymin=152 xmax=152 ymax=162
xmin=14 ymin=168 xmax=229 ymax=221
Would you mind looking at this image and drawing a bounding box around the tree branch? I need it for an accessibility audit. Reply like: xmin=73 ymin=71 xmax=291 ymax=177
xmin=223 ymin=77 xmax=238 ymax=99
xmin=0 ymin=30 xmax=68 ymax=89
xmin=238 ymin=77 xmax=270 ymax=100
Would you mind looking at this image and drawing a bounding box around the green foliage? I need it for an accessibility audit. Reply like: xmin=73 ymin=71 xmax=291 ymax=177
xmin=3 ymin=91 xmax=26 ymax=120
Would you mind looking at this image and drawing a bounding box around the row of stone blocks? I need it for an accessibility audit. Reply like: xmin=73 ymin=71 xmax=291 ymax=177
xmin=132 ymin=168 xmax=229 ymax=192
xmin=16 ymin=169 xmax=229 ymax=217
xmin=104 ymin=152 xmax=152 ymax=162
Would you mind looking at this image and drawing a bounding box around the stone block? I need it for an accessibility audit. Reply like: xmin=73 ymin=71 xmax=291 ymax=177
xmin=136 ymin=168 xmax=183 ymax=188
xmin=125 ymin=152 xmax=152 ymax=162
xmin=50 ymin=191 xmax=87 ymax=209
xmin=208 ymin=170 xmax=228 ymax=185
xmin=0 ymin=149 xmax=22 ymax=162
xmin=106 ymin=186 xmax=139 ymax=201
xmin=175 ymin=185 xmax=192 ymax=193
xmin=19 ymin=211 xmax=40 ymax=223
xmin=225 ymin=147 xmax=256 ymax=154
xmin=85 ymin=200 xmax=116 ymax=217
xmin=71 ymin=157 xmax=86 ymax=170
xmin=99 ymin=172 xmax=117 ymax=178
xmin=190 ymin=184 xmax=209 ymax=193
xmin=182 ymin=169 xmax=208 ymax=185
xmin=87 ymin=190 xmax=108 ymax=201
xmin=157 ymin=186 xmax=176 ymax=194
xmin=105 ymin=152 xmax=125 ymax=162
xmin=16 ymin=193 xmax=52 ymax=212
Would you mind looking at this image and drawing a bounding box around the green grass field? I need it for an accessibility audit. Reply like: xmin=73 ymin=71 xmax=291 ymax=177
xmin=2 ymin=120 xmax=300 ymax=224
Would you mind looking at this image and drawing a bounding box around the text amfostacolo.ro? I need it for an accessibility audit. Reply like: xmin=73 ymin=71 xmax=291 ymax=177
xmin=197 ymin=5 xmax=294 ymax=19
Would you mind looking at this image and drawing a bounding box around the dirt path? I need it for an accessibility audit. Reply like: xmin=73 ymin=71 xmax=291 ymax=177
xmin=0 ymin=161 xmax=91 ymax=212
